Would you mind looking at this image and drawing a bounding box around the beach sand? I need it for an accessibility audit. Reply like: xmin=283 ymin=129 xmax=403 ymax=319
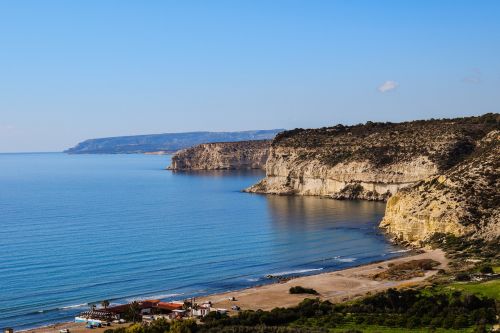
xmin=197 ymin=249 xmax=447 ymax=311
xmin=22 ymin=249 xmax=447 ymax=333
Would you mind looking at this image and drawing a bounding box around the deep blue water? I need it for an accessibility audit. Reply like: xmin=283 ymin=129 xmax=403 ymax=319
xmin=0 ymin=153 xmax=402 ymax=330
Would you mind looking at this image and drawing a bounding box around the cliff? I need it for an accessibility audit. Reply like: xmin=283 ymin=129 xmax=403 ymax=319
xmin=246 ymin=114 xmax=498 ymax=201
xmin=65 ymin=129 xmax=283 ymax=154
xmin=168 ymin=140 xmax=271 ymax=170
xmin=380 ymin=130 xmax=499 ymax=245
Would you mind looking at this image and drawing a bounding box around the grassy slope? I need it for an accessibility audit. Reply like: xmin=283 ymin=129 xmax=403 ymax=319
xmin=328 ymin=325 xmax=477 ymax=332
xmin=447 ymin=280 xmax=500 ymax=300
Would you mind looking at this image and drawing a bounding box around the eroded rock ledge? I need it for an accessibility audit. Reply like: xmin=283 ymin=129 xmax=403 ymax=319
xmin=168 ymin=140 xmax=270 ymax=170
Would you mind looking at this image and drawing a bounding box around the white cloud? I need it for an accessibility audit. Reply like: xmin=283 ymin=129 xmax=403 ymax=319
xmin=462 ymin=68 xmax=481 ymax=84
xmin=378 ymin=80 xmax=399 ymax=93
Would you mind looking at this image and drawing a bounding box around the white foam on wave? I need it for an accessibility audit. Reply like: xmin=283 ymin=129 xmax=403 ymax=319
xmin=246 ymin=278 xmax=260 ymax=282
xmin=334 ymin=256 xmax=357 ymax=263
xmin=126 ymin=293 xmax=183 ymax=302
xmin=268 ymin=268 xmax=323 ymax=276
xmin=59 ymin=303 xmax=88 ymax=310
xmin=389 ymin=249 xmax=411 ymax=254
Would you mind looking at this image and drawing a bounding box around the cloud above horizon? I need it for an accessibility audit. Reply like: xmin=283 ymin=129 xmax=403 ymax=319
xmin=378 ymin=80 xmax=399 ymax=93
xmin=462 ymin=69 xmax=482 ymax=84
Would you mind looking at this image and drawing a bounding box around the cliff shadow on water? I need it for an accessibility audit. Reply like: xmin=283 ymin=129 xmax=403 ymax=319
xmin=265 ymin=195 xmax=387 ymax=233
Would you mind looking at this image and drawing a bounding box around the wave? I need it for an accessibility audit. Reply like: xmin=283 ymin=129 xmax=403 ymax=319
xmin=389 ymin=249 xmax=411 ymax=254
xmin=268 ymin=268 xmax=323 ymax=276
xmin=334 ymin=256 xmax=357 ymax=263
xmin=59 ymin=303 xmax=88 ymax=310
xmin=246 ymin=278 xmax=260 ymax=282
xmin=126 ymin=293 xmax=183 ymax=302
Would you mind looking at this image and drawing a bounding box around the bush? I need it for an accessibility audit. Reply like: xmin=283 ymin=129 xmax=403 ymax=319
xmin=125 ymin=324 xmax=143 ymax=333
xmin=169 ymin=319 xmax=197 ymax=333
xmin=479 ymin=265 xmax=493 ymax=274
xmin=456 ymin=272 xmax=471 ymax=281
xmin=289 ymin=286 xmax=318 ymax=295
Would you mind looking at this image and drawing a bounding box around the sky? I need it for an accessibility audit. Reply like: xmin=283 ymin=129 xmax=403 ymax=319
xmin=0 ymin=0 xmax=499 ymax=152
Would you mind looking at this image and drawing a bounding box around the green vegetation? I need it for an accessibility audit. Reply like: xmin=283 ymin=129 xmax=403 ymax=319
xmin=428 ymin=233 xmax=500 ymax=265
xmin=327 ymin=325 xmax=479 ymax=332
xmin=201 ymin=288 xmax=496 ymax=332
xmin=372 ymin=259 xmax=440 ymax=281
xmin=478 ymin=265 xmax=494 ymax=274
xmin=447 ymin=280 xmax=500 ymax=300
xmin=103 ymin=286 xmax=497 ymax=333
xmin=289 ymin=286 xmax=318 ymax=295
xmin=273 ymin=113 xmax=499 ymax=169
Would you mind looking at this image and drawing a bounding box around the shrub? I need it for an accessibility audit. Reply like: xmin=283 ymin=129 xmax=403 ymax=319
xmin=456 ymin=272 xmax=471 ymax=281
xmin=479 ymin=265 xmax=493 ymax=274
xmin=289 ymin=286 xmax=318 ymax=295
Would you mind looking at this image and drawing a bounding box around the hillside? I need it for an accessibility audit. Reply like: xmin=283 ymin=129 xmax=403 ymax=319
xmin=380 ymin=129 xmax=499 ymax=245
xmin=168 ymin=140 xmax=270 ymax=170
xmin=65 ymin=129 xmax=283 ymax=154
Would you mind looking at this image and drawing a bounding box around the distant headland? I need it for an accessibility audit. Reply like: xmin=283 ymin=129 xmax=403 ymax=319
xmin=64 ymin=129 xmax=284 ymax=154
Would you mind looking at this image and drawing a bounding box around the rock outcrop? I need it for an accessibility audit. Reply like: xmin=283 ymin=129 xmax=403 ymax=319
xmin=380 ymin=130 xmax=499 ymax=245
xmin=246 ymin=114 xmax=498 ymax=202
xmin=168 ymin=140 xmax=271 ymax=170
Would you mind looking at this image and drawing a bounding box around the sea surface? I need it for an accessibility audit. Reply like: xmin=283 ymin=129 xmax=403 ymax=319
xmin=0 ymin=153 xmax=403 ymax=330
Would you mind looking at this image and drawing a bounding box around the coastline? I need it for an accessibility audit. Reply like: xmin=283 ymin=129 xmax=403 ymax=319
xmin=21 ymin=249 xmax=447 ymax=333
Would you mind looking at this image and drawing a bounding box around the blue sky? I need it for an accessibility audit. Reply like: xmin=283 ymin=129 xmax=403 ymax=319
xmin=0 ymin=1 xmax=499 ymax=152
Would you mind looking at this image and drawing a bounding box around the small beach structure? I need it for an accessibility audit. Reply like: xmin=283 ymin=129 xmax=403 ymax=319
xmin=155 ymin=302 xmax=184 ymax=313
xmin=77 ymin=300 xmax=187 ymax=323
xmin=4 ymin=328 xmax=14 ymax=333
xmin=75 ymin=308 xmax=118 ymax=325
xmin=191 ymin=305 xmax=211 ymax=317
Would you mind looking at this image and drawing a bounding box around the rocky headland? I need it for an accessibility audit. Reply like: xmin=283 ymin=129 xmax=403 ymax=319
xmin=245 ymin=113 xmax=499 ymax=243
xmin=168 ymin=140 xmax=271 ymax=170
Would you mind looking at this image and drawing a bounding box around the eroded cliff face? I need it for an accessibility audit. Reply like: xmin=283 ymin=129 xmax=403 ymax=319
xmin=168 ymin=140 xmax=270 ymax=170
xmin=246 ymin=115 xmax=498 ymax=201
xmin=380 ymin=130 xmax=499 ymax=245
xmin=247 ymin=151 xmax=438 ymax=200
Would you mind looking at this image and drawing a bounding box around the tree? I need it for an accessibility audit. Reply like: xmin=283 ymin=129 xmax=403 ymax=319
xmin=182 ymin=300 xmax=192 ymax=311
xmin=125 ymin=323 xmax=143 ymax=333
xmin=146 ymin=318 xmax=170 ymax=333
xmin=101 ymin=300 xmax=110 ymax=309
xmin=169 ymin=319 xmax=197 ymax=333
xmin=127 ymin=301 xmax=142 ymax=323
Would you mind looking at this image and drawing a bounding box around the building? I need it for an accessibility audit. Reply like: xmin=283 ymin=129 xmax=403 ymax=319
xmin=191 ymin=305 xmax=211 ymax=317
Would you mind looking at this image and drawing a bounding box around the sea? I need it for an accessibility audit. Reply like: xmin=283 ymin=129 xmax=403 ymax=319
xmin=0 ymin=153 xmax=404 ymax=330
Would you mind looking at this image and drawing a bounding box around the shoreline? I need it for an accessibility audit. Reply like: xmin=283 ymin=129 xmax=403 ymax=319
xmin=21 ymin=249 xmax=447 ymax=333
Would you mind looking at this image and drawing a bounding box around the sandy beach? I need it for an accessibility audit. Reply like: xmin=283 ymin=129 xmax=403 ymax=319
xmin=21 ymin=249 xmax=447 ymax=333
xmin=197 ymin=249 xmax=447 ymax=311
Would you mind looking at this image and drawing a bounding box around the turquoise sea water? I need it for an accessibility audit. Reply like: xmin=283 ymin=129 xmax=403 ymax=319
xmin=0 ymin=153 xmax=402 ymax=330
